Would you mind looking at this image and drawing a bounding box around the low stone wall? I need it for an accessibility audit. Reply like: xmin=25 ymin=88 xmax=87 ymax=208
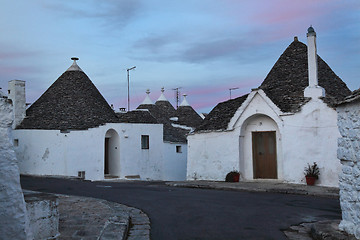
xmin=24 ymin=191 xmax=59 ymax=239
xmin=337 ymin=95 xmax=360 ymax=239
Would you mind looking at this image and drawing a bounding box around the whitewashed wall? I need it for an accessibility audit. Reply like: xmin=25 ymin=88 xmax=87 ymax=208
xmin=163 ymin=142 xmax=187 ymax=181
xmin=187 ymin=130 xmax=240 ymax=180
xmin=0 ymin=96 xmax=32 ymax=240
xmin=281 ymin=98 xmax=340 ymax=187
xmin=13 ymin=122 xmax=164 ymax=181
xmin=187 ymin=90 xmax=340 ymax=187
xmin=337 ymin=100 xmax=360 ymax=238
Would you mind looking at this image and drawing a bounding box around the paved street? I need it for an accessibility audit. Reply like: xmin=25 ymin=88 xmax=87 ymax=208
xmin=21 ymin=176 xmax=341 ymax=240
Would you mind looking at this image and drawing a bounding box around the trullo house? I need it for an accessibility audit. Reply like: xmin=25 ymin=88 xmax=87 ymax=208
xmin=187 ymin=27 xmax=351 ymax=187
xmin=8 ymin=58 xmax=198 ymax=181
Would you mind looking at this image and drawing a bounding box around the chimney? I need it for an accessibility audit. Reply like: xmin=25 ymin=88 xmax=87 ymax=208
xmin=8 ymin=80 xmax=26 ymax=128
xmin=304 ymin=26 xmax=325 ymax=98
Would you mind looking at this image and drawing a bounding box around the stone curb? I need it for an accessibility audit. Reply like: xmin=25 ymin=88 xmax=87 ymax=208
xmin=166 ymin=181 xmax=339 ymax=198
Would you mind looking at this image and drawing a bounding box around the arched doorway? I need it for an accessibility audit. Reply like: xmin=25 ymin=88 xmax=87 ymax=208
xmin=239 ymin=114 xmax=281 ymax=180
xmin=104 ymin=129 xmax=120 ymax=177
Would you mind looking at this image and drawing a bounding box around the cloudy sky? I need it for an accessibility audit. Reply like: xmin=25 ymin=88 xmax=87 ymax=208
xmin=0 ymin=0 xmax=359 ymax=113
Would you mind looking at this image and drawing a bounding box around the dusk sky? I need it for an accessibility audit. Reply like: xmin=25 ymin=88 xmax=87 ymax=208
xmin=0 ymin=0 xmax=359 ymax=113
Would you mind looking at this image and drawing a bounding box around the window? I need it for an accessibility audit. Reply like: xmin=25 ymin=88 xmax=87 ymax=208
xmin=141 ymin=135 xmax=149 ymax=149
xmin=176 ymin=145 xmax=182 ymax=153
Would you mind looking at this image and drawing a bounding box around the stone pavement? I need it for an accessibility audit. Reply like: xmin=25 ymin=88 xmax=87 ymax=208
xmin=56 ymin=194 xmax=150 ymax=240
xmin=166 ymin=180 xmax=359 ymax=239
xmin=23 ymin=190 xmax=150 ymax=240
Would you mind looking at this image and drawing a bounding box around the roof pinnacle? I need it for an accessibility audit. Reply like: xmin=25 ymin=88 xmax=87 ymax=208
xmin=157 ymin=87 xmax=168 ymax=101
xmin=66 ymin=57 xmax=83 ymax=72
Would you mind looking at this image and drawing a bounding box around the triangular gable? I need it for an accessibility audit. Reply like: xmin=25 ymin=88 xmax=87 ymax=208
xmin=227 ymin=89 xmax=284 ymax=130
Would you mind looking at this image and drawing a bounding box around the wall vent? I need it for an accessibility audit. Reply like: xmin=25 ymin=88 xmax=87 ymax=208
xmin=78 ymin=171 xmax=85 ymax=179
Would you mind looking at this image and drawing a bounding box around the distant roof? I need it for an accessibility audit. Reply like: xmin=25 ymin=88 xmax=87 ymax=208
xmin=116 ymin=110 xmax=158 ymax=124
xmin=195 ymin=94 xmax=248 ymax=132
xmin=175 ymin=105 xmax=203 ymax=129
xmin=260 ymin=39 xmax=351 ymax=113
xmin=196 ymin=38 xmax=351 ymax=132
xmin=137 ymin=103 xmax=187 ymax=143
xmin=155 ymin=100 xmax=176 ymax=118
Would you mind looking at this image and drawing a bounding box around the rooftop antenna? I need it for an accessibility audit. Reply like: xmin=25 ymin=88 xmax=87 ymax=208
xmin=229 ymin=87 xmax=239 ymax=99
xmin=127 ymin=66 xmax=136 ymax=111
xmin=172 ymin=87 xmax=182 ymax=109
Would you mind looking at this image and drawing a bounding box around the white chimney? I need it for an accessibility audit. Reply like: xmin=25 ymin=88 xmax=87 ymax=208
xmin=304 ymin=26 xmax=325 ymax=98
xmin=8 ymin=80 xmax=26 ymax=128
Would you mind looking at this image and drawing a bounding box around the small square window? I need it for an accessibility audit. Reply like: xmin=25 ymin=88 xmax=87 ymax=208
xmin=13 ymin=139 xmax=19 ymax=147
xmin=176 ymin=145 xmax=182 ymax=153
xmin=141 ymin=135 xmax=149 ymax=149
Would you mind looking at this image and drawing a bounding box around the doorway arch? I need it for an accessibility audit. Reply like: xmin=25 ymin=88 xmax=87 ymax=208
xmin=239 ymin=114 xmax=281 ymax=180
xmin=104 ymin=129 xmax=120 ymax=177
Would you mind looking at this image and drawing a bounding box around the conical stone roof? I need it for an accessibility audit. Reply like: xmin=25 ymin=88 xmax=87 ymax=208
xmin=259 ymin=39 xmax=351 ymax=113
xmin=17 ymin=59 xmax=118 ymax=130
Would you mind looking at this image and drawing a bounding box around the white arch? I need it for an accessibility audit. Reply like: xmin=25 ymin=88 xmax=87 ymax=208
xmin=104 ymin=129 xmax=120 ymax=177
xmin=239 ymin=114 xmax=283 ymax=180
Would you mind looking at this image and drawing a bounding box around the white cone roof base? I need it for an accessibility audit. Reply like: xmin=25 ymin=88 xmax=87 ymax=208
xmin=180 ymin=94 xmax=190 ymax=106
xmin=141 ymin=89 xmax=154 ymax=105
xmin=66 ymin=57 xmax=83 ymax=72
xmin=157 ymin=87 xmax=168 ymax=101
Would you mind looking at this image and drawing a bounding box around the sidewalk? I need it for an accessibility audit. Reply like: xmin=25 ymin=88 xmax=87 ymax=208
xmin=165 ymin=180 xmax=339 ymax=198
xmin=23 ymin=191 xmax=150 ymax=240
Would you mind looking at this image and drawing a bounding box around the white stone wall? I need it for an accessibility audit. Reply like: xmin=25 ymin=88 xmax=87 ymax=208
xmin=281 ymin=98 xmax=340 ymax=187
xmin=187 ymin=90 xmax=341 ymax=187
xmin=0 ymin=96 xmax=32 ymax=239
xmin=13 ymin=122 xmax=166 ymax=181
xmin=187 ymin=130 xmax=240 ymax=181
xmin=163 ymin=142 xmax=187 ymax=181
xmin=337 ymin=100 xmax=360 ymax=238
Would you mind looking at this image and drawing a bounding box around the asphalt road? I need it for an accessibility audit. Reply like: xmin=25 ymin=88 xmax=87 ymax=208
xmin=20 ymin=176 xmax=341 ymax=240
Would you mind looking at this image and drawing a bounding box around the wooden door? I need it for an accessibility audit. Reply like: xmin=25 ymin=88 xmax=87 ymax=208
xmin=104 ymin=138 xmax=109 ymax=175
xmin=252 ymin=131 xmax=277 ymax=179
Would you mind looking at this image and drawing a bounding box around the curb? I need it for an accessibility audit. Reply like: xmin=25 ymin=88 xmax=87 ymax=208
xmin=166 ymin=181 xmax=339 ymax=198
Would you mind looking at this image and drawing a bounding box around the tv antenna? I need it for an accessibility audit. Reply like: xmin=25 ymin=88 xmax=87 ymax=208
xmin=229 ymin=87 xmax=239 ymax=99
xmin=172 ymin=87 xmax=182 ymax=109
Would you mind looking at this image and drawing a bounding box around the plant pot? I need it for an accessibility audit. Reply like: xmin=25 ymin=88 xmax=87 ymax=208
xmin=305 ymin=176 xmax=316 ymax=186
xmin=233 ymin=174 xmax=240 ymax=182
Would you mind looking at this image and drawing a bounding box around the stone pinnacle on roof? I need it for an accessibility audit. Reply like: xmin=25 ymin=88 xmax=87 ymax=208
xmin=157 ymin=87 xmax=168 ymax=101
xmin=180 ymin=94 xmax=190 ymax=107
xmin=141 ymin=89 xmax=154 ymax=105
xmin=66 ymin=57 xmax=83 ymax=72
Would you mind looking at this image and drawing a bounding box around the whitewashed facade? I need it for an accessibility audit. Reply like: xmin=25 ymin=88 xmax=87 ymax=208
xmin=187 ymin=28 xmax=350 ymax=187
xmin=13 ymin=123 xmax=164 ymax=181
